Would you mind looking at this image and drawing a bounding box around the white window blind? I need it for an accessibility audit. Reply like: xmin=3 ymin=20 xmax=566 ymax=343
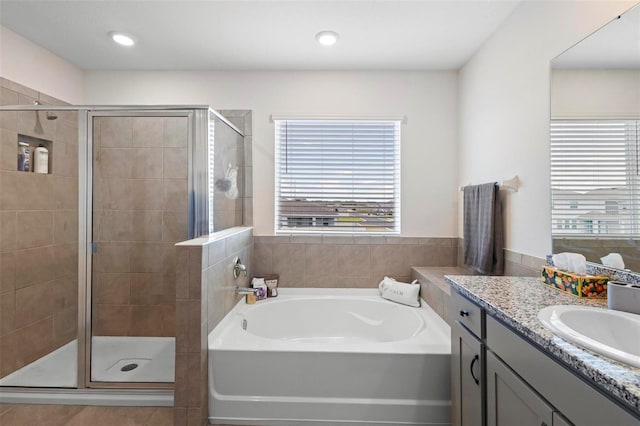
xmin=550 ymin=119 xmax=639 ymax=237
xmin=275 ymin=119 xmax=401 ymax=233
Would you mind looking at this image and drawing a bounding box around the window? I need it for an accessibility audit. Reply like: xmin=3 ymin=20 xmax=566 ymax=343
xmin=550 ymin=119 xmax=639 ymax=237
xmin=274 ymin=119 xmax=401 ymax=233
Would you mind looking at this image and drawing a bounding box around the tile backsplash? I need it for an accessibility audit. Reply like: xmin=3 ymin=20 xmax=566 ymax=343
xmin=253 ymin=235 xmax=459 ymax=287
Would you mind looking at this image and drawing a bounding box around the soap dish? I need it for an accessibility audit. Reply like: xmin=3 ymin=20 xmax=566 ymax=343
xmin=540 ymin=266 xmax=608 ymax=298
xmin=608 ymin=281 xmax=640 ymax=315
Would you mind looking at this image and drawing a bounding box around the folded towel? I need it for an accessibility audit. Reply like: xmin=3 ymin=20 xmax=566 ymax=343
xmin=378 ymin=276 xmax=420 ymax=307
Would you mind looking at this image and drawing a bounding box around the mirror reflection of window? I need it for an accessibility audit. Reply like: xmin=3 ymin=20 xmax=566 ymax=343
xmin=550 ymin=4 xmax=640 ymax=272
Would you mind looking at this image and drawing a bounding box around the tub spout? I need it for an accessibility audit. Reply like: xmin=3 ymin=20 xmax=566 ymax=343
xmin=235 ymin=286 xmax=258 ymax=295
xmin=235 ymin=286 xmax=258 ymax=305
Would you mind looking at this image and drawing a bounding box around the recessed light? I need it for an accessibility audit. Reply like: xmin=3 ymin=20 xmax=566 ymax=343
xmin=109 ymin=31 xmax=135 ymax=47
xmin=315 ymin=31 xmax=339 ymax=46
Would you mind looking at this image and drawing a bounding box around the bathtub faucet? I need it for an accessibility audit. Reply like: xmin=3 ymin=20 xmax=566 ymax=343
xmin=235 ymin=286 xmax=259 ymax=304
xmin=232 ymin=257 xmax=247 ymax=279
xmin=235 ymin=286 xmax=258 ymax=295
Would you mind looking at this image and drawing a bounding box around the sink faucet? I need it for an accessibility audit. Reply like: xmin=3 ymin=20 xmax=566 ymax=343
xmin=233 ymin=257 xmax=247 ymax=279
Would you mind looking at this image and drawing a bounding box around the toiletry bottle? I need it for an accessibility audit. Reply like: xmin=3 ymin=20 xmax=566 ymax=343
xmin=34 ymin=144 xmax=49 ymax=174
xmin=17 ymin=142 xmax=30 ymax=172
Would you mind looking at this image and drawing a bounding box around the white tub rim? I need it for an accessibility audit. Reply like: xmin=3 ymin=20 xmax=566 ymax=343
xmin=209 ymin=288 xmax=450 ymax=355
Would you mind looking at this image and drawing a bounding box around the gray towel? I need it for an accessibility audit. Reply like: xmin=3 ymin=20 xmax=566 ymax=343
xmin=463 ymin=183 xmax=504 ymax=275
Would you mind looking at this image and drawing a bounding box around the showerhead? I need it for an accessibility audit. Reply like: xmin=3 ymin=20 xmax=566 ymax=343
xmin=33 ymin=100 xmax=58 ymax=120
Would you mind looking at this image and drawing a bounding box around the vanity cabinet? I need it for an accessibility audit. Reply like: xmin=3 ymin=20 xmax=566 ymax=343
xmin=451 ymin=291 xmax=485 ymax=426
xmin=451 ymin=290 xmax=639 ymax=426
xmin=452 ymin=321 xmax=484 ymax=426
xmin=486 ymin=350 xmax=554 ymax=426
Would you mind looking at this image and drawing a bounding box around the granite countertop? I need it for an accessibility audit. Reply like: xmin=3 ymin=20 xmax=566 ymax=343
xmin=445 ymin=275 xmax=640 ymax=417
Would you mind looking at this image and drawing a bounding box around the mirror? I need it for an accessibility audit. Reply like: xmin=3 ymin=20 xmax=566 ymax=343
xmin=550 ymin=5 xmax=640 ymax=272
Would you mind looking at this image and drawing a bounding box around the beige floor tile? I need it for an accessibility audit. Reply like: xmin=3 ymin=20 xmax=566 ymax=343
xmin=143 ymin=408 xmax=173 ymax=426
xmin=65 ymin=406 xmax=156 ymax=426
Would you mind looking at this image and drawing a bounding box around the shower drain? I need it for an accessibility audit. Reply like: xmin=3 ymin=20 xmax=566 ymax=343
xmin=120 ymin=363 xmax=138 ymax=372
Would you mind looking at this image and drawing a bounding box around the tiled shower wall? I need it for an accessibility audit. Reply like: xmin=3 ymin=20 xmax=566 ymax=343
xmin=174 ymin=227 xmax=253 ymax=426
xmin=92 ymin=115 xmax=189 ymax=337
xmin=0 ymin=78 xmax=78 ymax=377
xmin=253 ymin=235 xmax=459 ymax=287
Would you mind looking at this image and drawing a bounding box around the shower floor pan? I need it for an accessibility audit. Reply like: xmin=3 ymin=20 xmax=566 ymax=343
xmin=91 ymin=336 xmax=175 ymax=382
xmin=0 ymin=337 xmax=174 ymax=387
xmin=0 ymin=340 xmax=77 ymax=387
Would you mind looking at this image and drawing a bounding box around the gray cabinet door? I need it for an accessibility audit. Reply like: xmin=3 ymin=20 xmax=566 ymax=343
xmin=452 ymin=321 xmax=484 ymax=426
xmin=486 ymin=350 xmax=554 ymax=426
xmin=552 ymin=412 xmax=573 ymax=426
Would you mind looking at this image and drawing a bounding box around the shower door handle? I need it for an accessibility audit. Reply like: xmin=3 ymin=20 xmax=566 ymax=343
xmin=92 ymin=242 xmax=98 ymax=253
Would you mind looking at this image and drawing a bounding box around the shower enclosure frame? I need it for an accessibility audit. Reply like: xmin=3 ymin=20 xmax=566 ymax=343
xmin=0 ymin=104 xmax=244 ymax=401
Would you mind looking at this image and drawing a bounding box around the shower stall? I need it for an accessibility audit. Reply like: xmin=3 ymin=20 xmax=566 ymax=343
xmin=0 ymin=105 xmax=244 ymax=404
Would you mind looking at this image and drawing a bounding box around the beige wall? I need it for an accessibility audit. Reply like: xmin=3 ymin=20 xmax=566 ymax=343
xmin=457 ymin=0 xmax=638 ymax=260
xmin=0 ymin=79 xmax=78 ymax=377
xmin=83 ymin=70 xmax=460 ymax=239
xmin=0 ymin=26 xmax=84 ymax=105
xmin=551 ymin=69 xmax=640 ymax=118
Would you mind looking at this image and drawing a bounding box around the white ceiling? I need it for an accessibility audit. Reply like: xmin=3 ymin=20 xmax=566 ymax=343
xmin=552 ymin=4 xmax=640 ymax=69
xmin=0 ymin=0 xmax=521 ymax=71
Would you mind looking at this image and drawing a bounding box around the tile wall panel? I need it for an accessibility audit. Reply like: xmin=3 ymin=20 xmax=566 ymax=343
xmin=92 ymin=115 xmax=189 ymax=338
xmin=253 ymin=235 xmax=458 ymax=287
xmin=174 ymin=227 xmax=253 ymax=426
xmin=0 ymin=78 xmax=78 ymax=378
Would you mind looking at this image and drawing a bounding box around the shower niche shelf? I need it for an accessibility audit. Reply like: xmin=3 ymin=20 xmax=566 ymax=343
xmin=17 ymin=134 xmax=52 ymax=174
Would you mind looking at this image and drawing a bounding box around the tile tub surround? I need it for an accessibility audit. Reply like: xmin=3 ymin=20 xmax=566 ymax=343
xmin=456 ymin=239 xmax=544 ymax=277
xmin=411 ymin=266 xmax=472 ymax=325
xmin=254 ymin=235 xmax=458 ymax=288
xmin=0 ymin=78 xmax=79 ymax=378
xmin=411 ymin=249 xmax=545 ymax=325
xmin=174 ymin=227 xmax=253 ymax=426
xmin=445 ymin=275 xmax=640 ymax=417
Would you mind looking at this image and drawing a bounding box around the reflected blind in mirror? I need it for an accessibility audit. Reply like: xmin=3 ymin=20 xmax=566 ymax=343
xmin=550 ymin=119 xmax=639 ymax=237
xmin=274 ymin=119 xmax=401 ymax=233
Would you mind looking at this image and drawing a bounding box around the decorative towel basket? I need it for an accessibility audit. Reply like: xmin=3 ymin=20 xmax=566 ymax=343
xmin=540 ymin=266 xmax=608 ymax=299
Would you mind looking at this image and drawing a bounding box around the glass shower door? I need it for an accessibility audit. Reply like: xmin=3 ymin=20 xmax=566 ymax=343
xmin=89 ymin=111 xmax=190 ymax=384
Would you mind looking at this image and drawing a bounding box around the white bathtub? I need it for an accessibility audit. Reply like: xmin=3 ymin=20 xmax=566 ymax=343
xmin=208 ymin=288 xmax=451 ymax=425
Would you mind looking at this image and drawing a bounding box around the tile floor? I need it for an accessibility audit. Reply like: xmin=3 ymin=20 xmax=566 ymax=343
xmin=0 ymin=404 xmax=172 ymax=426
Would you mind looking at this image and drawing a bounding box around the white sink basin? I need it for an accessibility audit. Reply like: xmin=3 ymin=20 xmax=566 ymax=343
xmin=538 ymin=305 xmax=640 ymax=368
